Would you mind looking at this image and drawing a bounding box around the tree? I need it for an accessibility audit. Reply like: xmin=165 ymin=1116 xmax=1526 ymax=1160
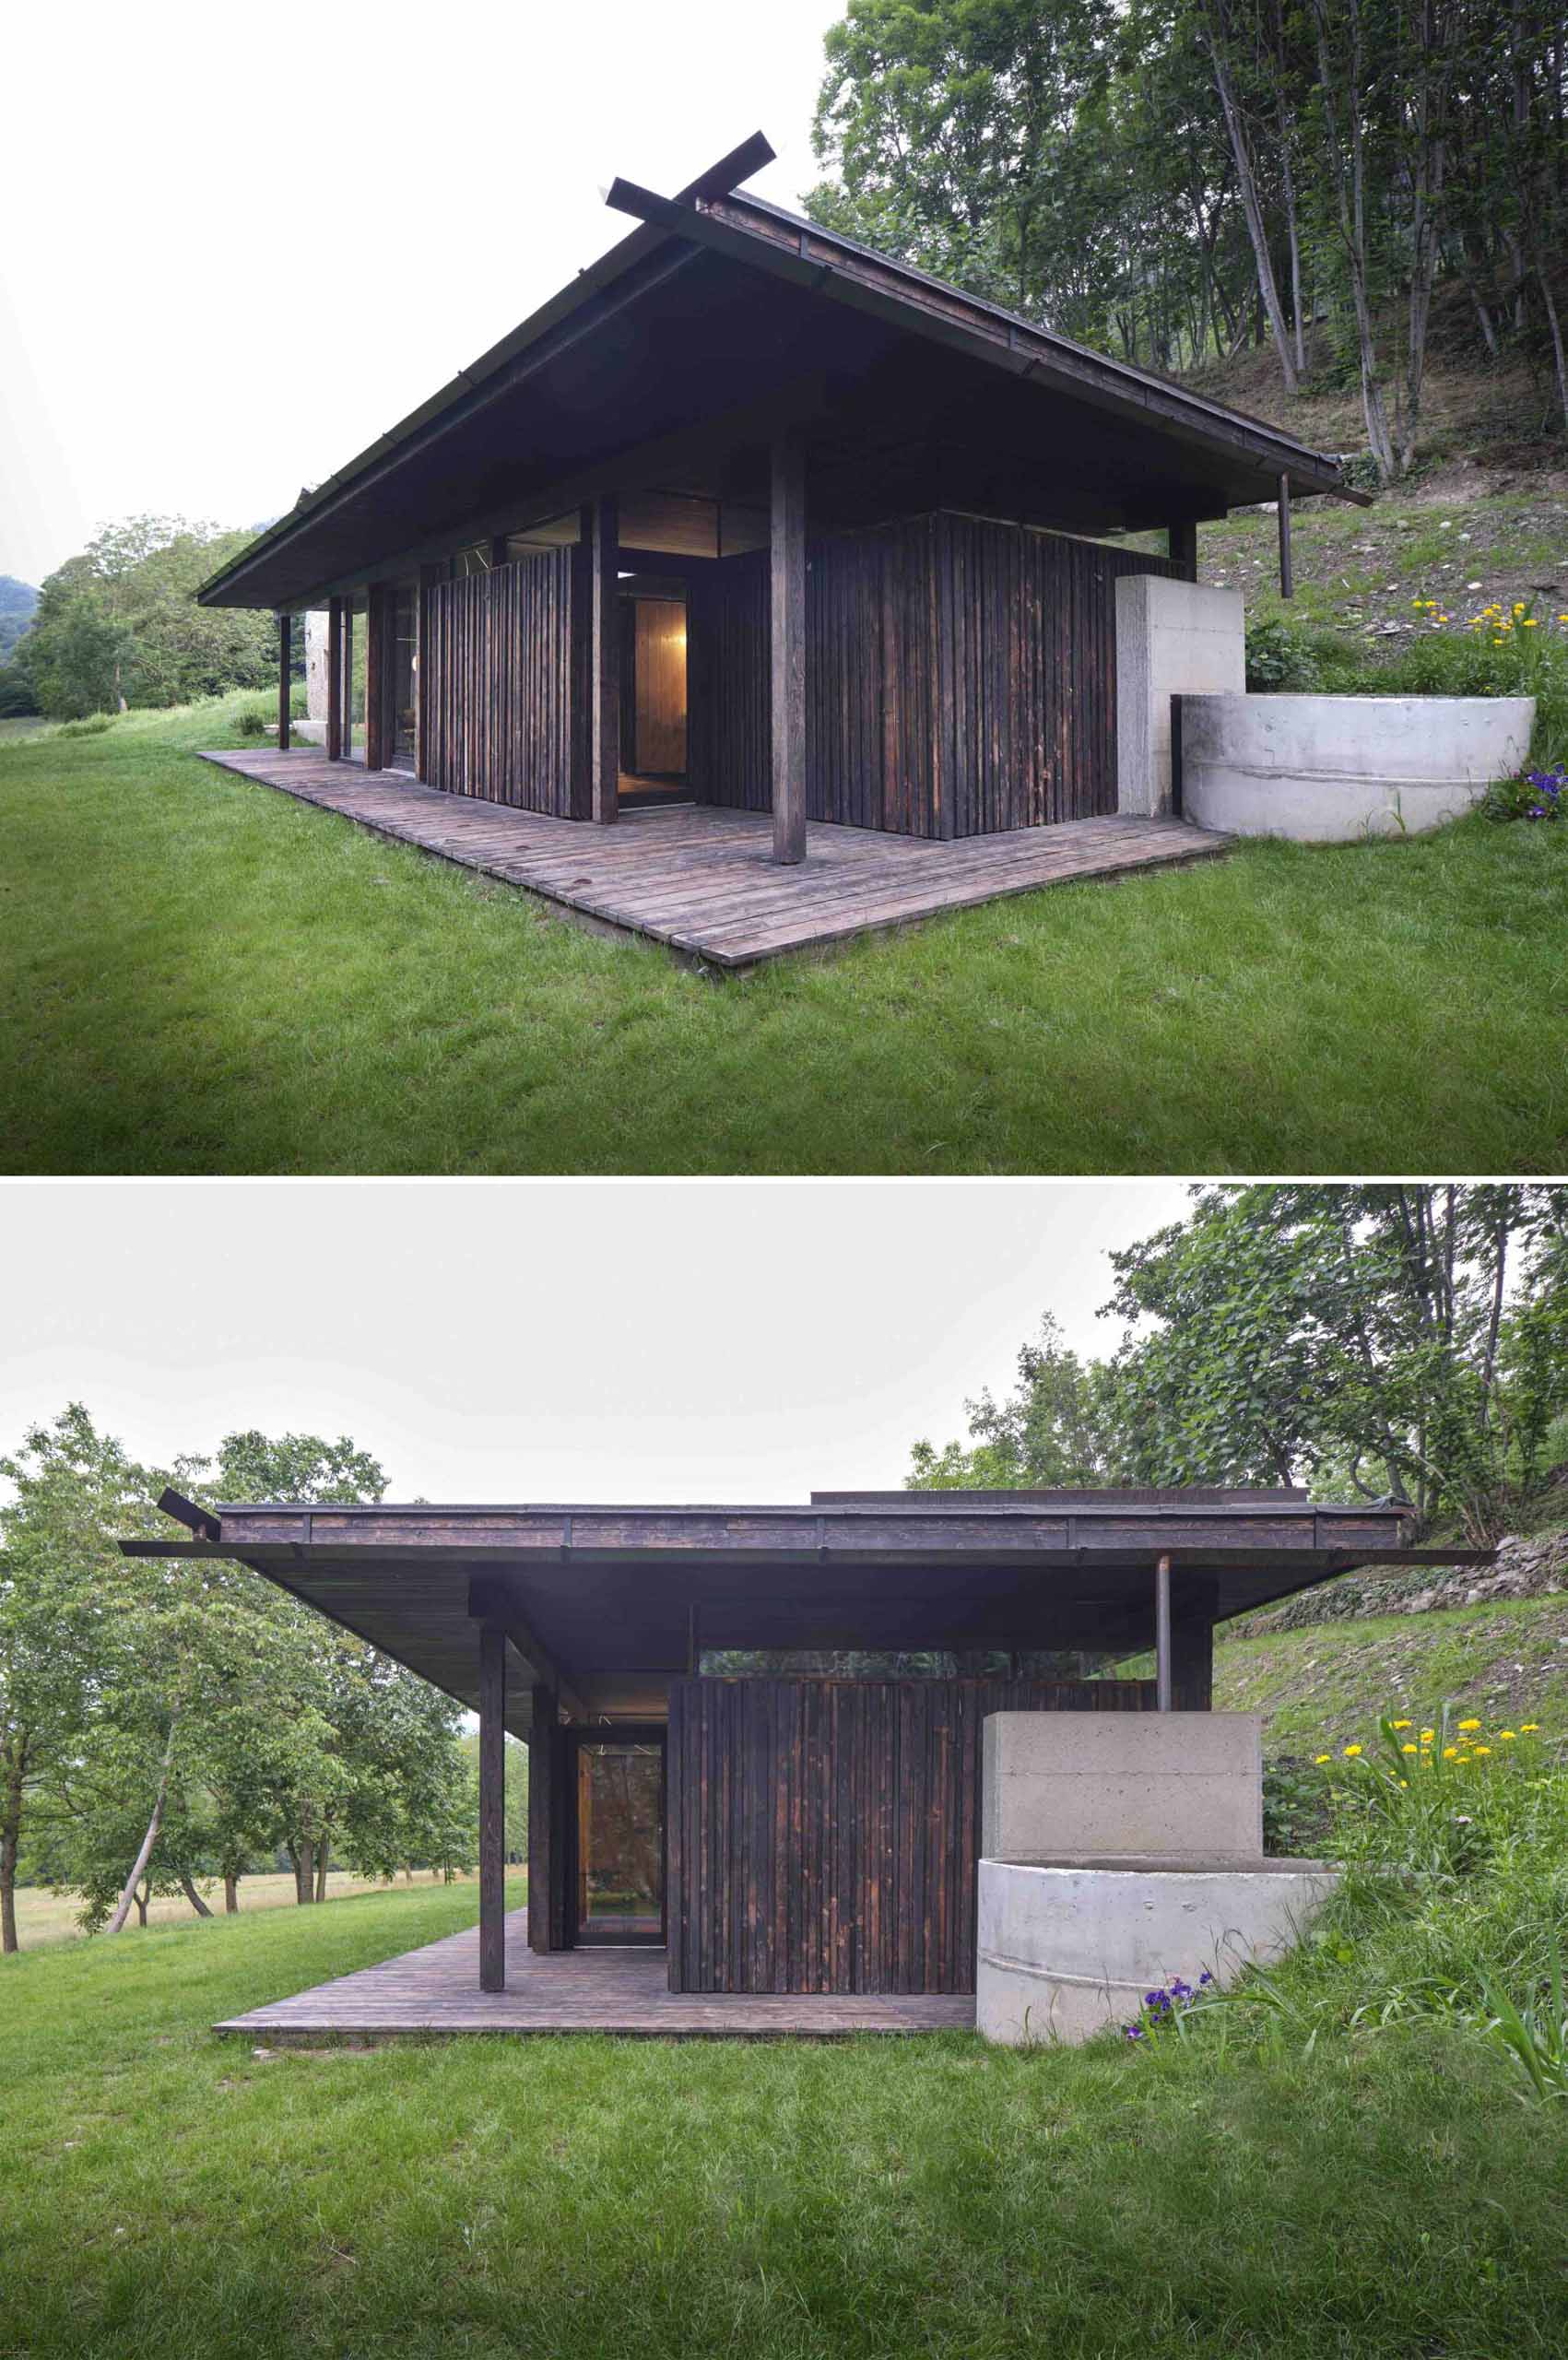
xmin=907 ymin=1315 xmax=1116 ymax=1489
xmin=1102 ymin=1185 xmax=1568 ymax=1538
xmin=0 ymin=1408 xmax=172 ymax=1953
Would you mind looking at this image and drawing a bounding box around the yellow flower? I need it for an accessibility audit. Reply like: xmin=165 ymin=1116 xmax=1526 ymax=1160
xmin=1443 ymin=1745 xmax=1459 ymax=1759
xmin=1420 ymin=1729 xmax=1435 ymax=1741
xmin=1315 ymin=1753 xmax=1332 ymax=1764
xmin=1397 ymin=1779 xmax=1408 ymax=1788
xmin=1392 ymin=1719 xmax=1412 ymax=1729
xmin=1457 ymin=1753 xmax=1472 ymax=1763
xmin=1343 ymin=1743 xmax=1362 ymax=1757
xmin=1499 ymin=1730 xmax=1516 ymax=1741
xmin=1521 ymin=1723 xmax=1540 ymax=1733
xmin=1524 ymin=618 xmax=1539 ymax=628
xmin=1400 ymin=1743 xmax=1419 ymax=1754
xmin=1474 ymin=1745 xmax=1491 ymax=1756
xmin=1514 ymin=602 xmax=1526 ymax=614
xmin=1457 ymin=1718 xmax=1480 ymax=1732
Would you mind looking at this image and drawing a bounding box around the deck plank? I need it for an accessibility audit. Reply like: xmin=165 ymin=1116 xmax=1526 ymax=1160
xmin=215 ymin=1911 xmax=976 ymax=2039
xmin=198 ymin=749 xmax=1226 ymax=970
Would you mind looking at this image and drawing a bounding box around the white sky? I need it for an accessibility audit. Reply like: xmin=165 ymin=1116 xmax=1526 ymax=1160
xmin=1 ymin=1181 xmax=1191 ymax=1500
xmin=0 ymin=0 xmax=847 ymax=589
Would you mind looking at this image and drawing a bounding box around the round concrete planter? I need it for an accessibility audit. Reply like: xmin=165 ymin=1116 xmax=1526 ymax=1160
xmin=976 ymin=1856 xmax=1339 ymax=2047
xmin=1179 ymin=692 xmax=1535 ymax=842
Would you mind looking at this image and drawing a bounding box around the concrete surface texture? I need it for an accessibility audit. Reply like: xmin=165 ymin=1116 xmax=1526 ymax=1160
xmin=305 ymin=609 xmax=331 ymax=722
xmin=976 ymin=1857 xmax=1340 ymax=2045
xmin=982 ymin=1710 xmax=1265 ymax=1862
xmin=1115 ymin=574 xmax=1246 ymax=816
xmin=1179 ymin=690 xmax=1535 ymax=840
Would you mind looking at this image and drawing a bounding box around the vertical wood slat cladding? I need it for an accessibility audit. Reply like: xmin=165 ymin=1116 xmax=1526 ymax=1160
xmin=666 ymin=1676 xmax=1201 ymax=1994
xmin=690 ymin=514 xmax=1179 ymax=837
xmin=422 ymin=550 xmax=580 ymax=815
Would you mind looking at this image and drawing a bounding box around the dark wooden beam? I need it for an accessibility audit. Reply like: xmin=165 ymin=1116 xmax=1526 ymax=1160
xmin=157 ymin=1486 xmax=221 ymax=1544
xmin=1154 ymin=1552 xmax=1173 ymax=1711
xmin=770 ymin=434 xmax=806 ymax=865
xmin=526 ymin=1683 xmax=561 ymax=1953
xmin=591 ymin=493 xmax=619 ymax=824
xmin=363 ymin=587 xmax=385 ymax=770
xmin=1171 ymin=1574 xmax=1218 ymax=1710
xmin=1278 ymin=473 xmax=1293 ymax=599
xmin=1167 ymin=521 xmax=1198 ymax=583
xmin=417 ymin=561 xmax=443 ymax=781
xmin=466 ymin=1576 xmax=586 ymax=1719
xmin=325 ymin=598 xmax=342 ymax=761
xmin=477 ymin=1622 xmax=507 ymax=1991
xmin=277 ymin=614 xmax=291 ymax=750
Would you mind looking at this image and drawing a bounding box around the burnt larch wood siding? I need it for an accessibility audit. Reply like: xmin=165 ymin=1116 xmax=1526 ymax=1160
xmin=421 ymin=550 xmax=584 ymax=815
xmin=666 ymin=1675 xmax=1199 ymax=1995
xmin=689 ymin=515 xmax=1178 ymax=838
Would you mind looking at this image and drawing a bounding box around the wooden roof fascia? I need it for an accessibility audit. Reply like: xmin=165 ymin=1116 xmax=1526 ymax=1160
xmin=195 ymin=136 xmax=777 ymax=608
xmin=606 ymin=178 xmax=1363 ymax=503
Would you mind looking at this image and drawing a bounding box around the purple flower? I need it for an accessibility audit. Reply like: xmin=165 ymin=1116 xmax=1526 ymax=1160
xmin=1144 ymin=1988 xmax=1171 ymax=2012
xmin=1198 ymin=1971 xmax=1214 ymax=1987
xmin=1169 ymin=1977 xmax=1194 ymax=2001
xmin=1124 ymin=2023 xmax=1145 ymax=2041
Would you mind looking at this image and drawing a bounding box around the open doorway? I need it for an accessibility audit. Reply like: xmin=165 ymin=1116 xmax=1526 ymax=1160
xmin=618 ymin=578 xmax=689 ymax=808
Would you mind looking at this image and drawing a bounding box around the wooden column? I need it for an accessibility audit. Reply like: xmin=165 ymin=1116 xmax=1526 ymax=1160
xmin=770 ymin=434 xmax=807 ymax=865
xmin=590 ymin=494 xmax=619 ymax=824
xmin=1278 ymin=473 xmax=1293 ymax=600
xmin=325 ymin=599 xmax=342 ymax=761
xmin=1167 ymin=521 xmax=1198 ymax=584
xmin=417 ymin=562 xmax=443 ymax=783
xmin=477 ymin=1623 xmax=506 ymax=1993
xmin=1154 ymin=1553 xmax=1173 ymax=1712
xmin=526 ymin=1682 xmax=560 ymax=1953
xmin=1171 ymin=1575 xmax=1218 ymax=1710
xmin=277 ymin=614 xmax=291 ymax=750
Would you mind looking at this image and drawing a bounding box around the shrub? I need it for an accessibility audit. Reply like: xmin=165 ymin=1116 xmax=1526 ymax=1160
xmin=235 ymin=706 xmax=269 ymax=738
xmin=1245 ymin=613 xmax=1321 ymax=690
xmin=56 ymin=714 xmax=113 ymax=739
xmin=1263 ymin=1756 xmax=1335 ymax=1857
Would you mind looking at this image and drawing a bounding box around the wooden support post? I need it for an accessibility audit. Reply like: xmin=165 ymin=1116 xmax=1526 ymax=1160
xmin=1170 ymin=1575 xmax=1218 ymax=1711
xmin=1167 ymin=521 xmax=1198 ymax=584
xmin=770 ymin=434 xmax=807 ymax=865
xmin=591 ymin=494 xmax=619 ymax=824
xmin=277 ymin=614 xmax=291 ymax=750
xmin=526 ymin=1682 xmax=560 ymax=1953
xmin=1278 ymin=473 xmax=1293 ymax=600
xmin=477 ymin=1623 xmax=506 ymax=1992
xmin=1154 ymin=1553 xmax=1173 ymax=1712
xmin=325 ymin=599 xmax=342 ymax=761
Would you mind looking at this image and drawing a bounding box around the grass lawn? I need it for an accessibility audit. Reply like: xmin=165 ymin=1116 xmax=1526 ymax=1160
xmin=3 ymin=694 xmax=1565 ymax=1174
xmin=6 ymin=1876 xmax=1568 ymax=2358
xmin=9 ymin=1868 xmax=479 ymax=1952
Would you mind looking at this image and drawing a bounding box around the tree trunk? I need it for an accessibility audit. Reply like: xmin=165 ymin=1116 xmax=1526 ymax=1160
xmin=1536 ymin=265 xmax=1568 ymax=434
xmin=107 ymin=1717 xmax=178 ymax=1936
xmin=292 ymin=1837 xmax=315 ymax=1903
xmin=224 ymin=1873 xmax=239 ymax=1915
xmin=1205 ymin=13 xmax=1299 ymax=390
xmin=1 ymin=1743 xmax=24 ymax=1957
xmin=134 ymin=1882 xmax=148 ymax=1928
xmin=314 ymin=1842 xmax=329 ymax=1904
xmin=1310 ymin=0 xmax=1397 ymax=478
xmin=179 ymin=1873 xmax=214 ymax=1919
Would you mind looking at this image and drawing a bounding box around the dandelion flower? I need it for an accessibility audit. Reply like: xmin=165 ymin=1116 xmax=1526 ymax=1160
xmin=1392 ymin=1719 xmax=1412 ymax=1730
xmin=1315 ymin=1753 xmax=1332 ymax=1764
xmin=1420 ymin=1729 xmax=1435 ymax=1741
xmin=1474 ymin=1745 xmax=1491 ymax=1756
xmin=1521 ymin=1723 xmax=1540 ymax=1733
xmin=1499 ymin=1730 xmax=1516 ymax=1741
xmin=1524 ymin=618 xmax=1539 ymax=628
xmin=1400 ymin=1743 xmax=1418 ymax=1754
xmin=1343 ymin=1743 xmax=1362 ymax=1757
xmin=1457 ymin=1719 xmax=1480 ymax=1732
xmin=1442 ymin=1745 xmax=1459 ymax=1759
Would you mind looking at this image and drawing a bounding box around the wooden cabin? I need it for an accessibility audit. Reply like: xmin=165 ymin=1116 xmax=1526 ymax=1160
xmin=198 ymin=134 xmax=1353 ymax=865
xmin=138 ymin=1485 xmax=1469 ymax=1999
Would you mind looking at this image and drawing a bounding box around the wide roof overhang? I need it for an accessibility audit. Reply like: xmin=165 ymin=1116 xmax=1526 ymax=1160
xmin=124 ymin=1489 xmax=1488 ymax=1740
xmin=198 ymin=135 xmax=1362 ymax=615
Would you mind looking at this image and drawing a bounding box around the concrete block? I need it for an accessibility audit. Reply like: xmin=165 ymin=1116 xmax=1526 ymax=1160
xmin=1180 ymin=691 xmax=1535 ymax=840
xmin=1116 ymin=575 xmax=1245 ymax=816
xmin=305 ymin=609 xmax=332 ymax=723
xmin=983 ymin=1711 xmax=1263 ymax=1861
xmin=977 ymin=1858 xmax=1339 ymax=2045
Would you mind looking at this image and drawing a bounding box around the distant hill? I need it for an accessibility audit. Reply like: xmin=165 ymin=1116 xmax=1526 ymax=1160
xmin=0 ymin=576 xmax=38 ymax=661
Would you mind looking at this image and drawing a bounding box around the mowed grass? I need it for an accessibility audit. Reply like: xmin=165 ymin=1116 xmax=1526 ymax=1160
xmin=9 ymin=1867 xmax=478 ymax=1952
xmin=6 ymin=1878 xmax=1568 ymax=2359
xmin=4 ymin=694 xmax=1565 ymax=1174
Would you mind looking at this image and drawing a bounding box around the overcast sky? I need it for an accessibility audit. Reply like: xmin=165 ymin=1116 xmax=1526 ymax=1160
xmin=2 ymin=1181 xmax=1191 ymax=1501
xmin=1 ymin=0 xmax=846 ymax=589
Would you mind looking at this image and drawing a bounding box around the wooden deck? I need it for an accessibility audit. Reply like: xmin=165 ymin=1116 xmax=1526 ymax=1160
xmin=200 ymin=748 xmax=1226 ymax=970
xmin=215 ymin=1912 xmax=977 ymax=2040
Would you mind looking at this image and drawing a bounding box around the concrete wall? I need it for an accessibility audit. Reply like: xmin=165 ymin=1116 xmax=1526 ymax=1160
xmin=1115 ymin=575 xmax=1245 ymax=817
xmin=1180 ymin=691 xmax=1535 ymax=841
xmin=977 ymin=1858 xmax=1339 ymax=2044
xmin=982 ymin=1711 xmax=1264 ymax=1863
